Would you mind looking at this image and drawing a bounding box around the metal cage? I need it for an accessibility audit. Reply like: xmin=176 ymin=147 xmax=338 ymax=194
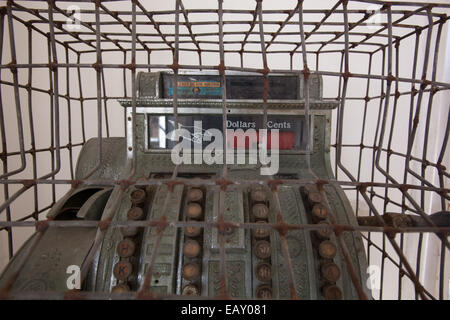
xmin=0 ymin=0 xmax=448 ymax=300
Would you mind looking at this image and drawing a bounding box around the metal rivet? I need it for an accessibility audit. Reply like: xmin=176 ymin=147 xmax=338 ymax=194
xmin=182 ymin=262 xmax=200 ymax=280
xmin=315 ymin=221 xmax=332 ymax=239
xmin=252 ymin=221 xmax=270 ymax=239
xmin=322 ymin=284 xmax=343 ymax=300
xmin=251 ymin=189 xmax=267 ymax=203
xmin=318 ymin=240 xmax=337 ymax=259
xmin=312 ymin=203 xmax=327 ymax=220
xmin=256 ymin=284 xmax=272 ymax=299
xmin=185 ymin=225 xmax=202 ymax=237
xmin=182 ymin=284 xmax=200 ymax=296
xmin=321 ymin=262 xmax=341 ymax=282
xmin=255 ymin=262 xmax=272 ymax=283
xmin=130 ymin=189 xmax=146 ymax=205
xmin=186 ymin=203 xmax=202 ymax=219
xmin=187 ymin=188 xmax=203 ymax=202
xmin=252 ymin=203 xmax=269 ymax=220
xmin=113 ymin=261 xmax=132 ymax=281
xmin=183 ymin=239 xmax=201 ymax=258
xmin=111 ymin=283 xmax=130 ymax=293
xmin=127 ymin=207 xmax=144 ymax=220
xmin=117 ymin=239 xmax=135 ymax=258
xmin=254 ymin=240 xmax=272 ymax=259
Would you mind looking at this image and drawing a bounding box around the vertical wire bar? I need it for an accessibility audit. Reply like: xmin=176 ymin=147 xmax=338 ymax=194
xmin=27 ymin=26 xmax=39 ymax=223
xmin=373 ymin=7 xmax=449 ymax=249
xmin=298 ymin=0 xmax=315 ymax=179
xmin=358 ymin=53 xmax=373 ymax=265
xmin=101 ymin=69 xmax=110 ymax=138
xmin=401 ymin=29 xmax=421 ymax=300
xmin=0 ymin=11 xmax=13 ymax=256
xmin=82 ymin=0 xmax=103 ymax=179
xmin=334 ymin=51 xmax=344 ymax=179
xmin=139 ymin=0 xmax=181 ymax=296
xmin=65 ymin=45 xmax=74 ymax=180
xmin=0 ymin=1 xmax=26 ymax=180
xmin=420 ymin=20 xmax=445 ymax=300
xmin=77 ymin=53 xmax=86 ymax=144
xmin=217 ymin=0 xmax=228 ymax=298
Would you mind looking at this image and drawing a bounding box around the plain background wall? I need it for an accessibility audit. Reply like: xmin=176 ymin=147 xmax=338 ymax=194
xmin=0 ymin=0 xmax=448 ymax=299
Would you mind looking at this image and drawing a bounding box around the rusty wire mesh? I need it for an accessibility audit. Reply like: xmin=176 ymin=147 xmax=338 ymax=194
xmin=0 ymin=0 xmax=448 ymax=300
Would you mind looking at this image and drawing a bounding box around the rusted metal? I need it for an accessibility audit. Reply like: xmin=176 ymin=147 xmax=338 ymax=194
xmin=117 ymin=239 xmax=136 ymax=258
xmin=255 ymin=262 xmax=272 ymax=283
xmin=186 ymin=203 xmax=202 ymax=220
xmin=127 ymin=206 xmax=144 ymax=221
xmin=182 ymin=284 xmax=200 ymax=296
xmin=252 ymin=221 xmax=271 ymax=239
xmin=322 ymin=284 xmax=343 ymax=300
xmin=112 ymin=283 xmax=130 ymax=293
xmin=181 ymin=262 xmax=200 ymax=281
xmin=312 ymin=203 xmax=327 ymax=221
xmin=184 ymin=225 xmax=202 ymax=238
xmin=252 ymin=203 xmax=269 ymax=220
xmin=254 ymin=240 xmax=272 ymax=259
xmin=183 ymin=239 xmax=201 ymax=258
xmin=255 ymin=284 xmax=272 ymax=299
xmin=187 ymin=188 xmax=203 ymax=202
xmin=0 ymin=0 xmax=448 ymax=302
xmin=113 ymin=261 xmax=133 ymax=281
xmin=250 ymin=189 xmax=267 ymax=203
xmin=130 ymin=189 xmax=146 ymax=205
xmin=321 ymin=262 xmax=341 ymax=282
xmin=318 ymin=240 xmax=338 ymax=259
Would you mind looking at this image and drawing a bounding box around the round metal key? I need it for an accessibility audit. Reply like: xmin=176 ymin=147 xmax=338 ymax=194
xmin=255 ymin=262 xmax=272 ymax=283
xmin=187 ymin=188 xmax=203 ymax=202
xmin=322 ymin=284 xmax=343 ymax=300
xmin=254 ymin=240 xmax=272 ymax=259
xmin=182 ymin=262 xmax=200 ymax=280
xmin=117 ymin=239 xmax=136 ymax=258
xmin=312 ymin=203 xmax=327 ymax=220
xmin=113 ymin=261 xmax=132 ymax=281
xmin=252 ymin=221 xmax=270 ymax=239
xmin=130 ymin=189 xmax=146 ymax=205
xmin=256 ymin=284 xmax=272 ymax=299
xmin=321 ymin=262 xmax=341 ymax=282
xmin=318 ymin=240 xmax=337 ymax=259
xmin=185 ymin=225 xmax=202 ymax=237
xmin=251 ymin=189 xmax=267 ymax=203
xmin=182 ymin=284 xmax=200 ymax=296
xmin=121 ymin=225 xmax=138 ymax=237
xmin=252 ymin=203 xmax=269 ymax=220
xmin=308 ymin=191 xmax=322 ymax=204
xmin=304 ymin=184 xmax=318 ymax=194
xmin=183 ymin=240 xmax=201 ymax=258
xmin=111 ymin=283 xmax=130 ymax=293
xmin=186 ymin=203 xmax=202 ymax=219
xmin=315 ymin=221 xmax=332 ymax=239
xmin=127 ymin=207 xmax=144 ymax=220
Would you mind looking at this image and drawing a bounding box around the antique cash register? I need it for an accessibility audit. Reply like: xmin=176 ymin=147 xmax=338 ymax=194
xmin=0 ymin=72 xmax=370 ymax=300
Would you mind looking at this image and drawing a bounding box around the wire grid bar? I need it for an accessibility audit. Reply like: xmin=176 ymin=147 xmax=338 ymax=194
xmin=0 ymin=0 xmax=448 ymax=300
